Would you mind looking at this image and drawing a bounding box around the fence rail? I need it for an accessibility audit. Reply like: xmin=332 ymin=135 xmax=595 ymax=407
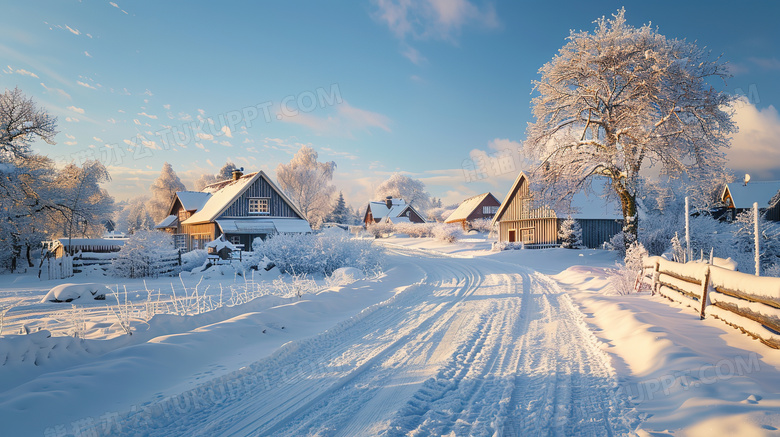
xmin=642 ymin=256 xmax=780 ymax=349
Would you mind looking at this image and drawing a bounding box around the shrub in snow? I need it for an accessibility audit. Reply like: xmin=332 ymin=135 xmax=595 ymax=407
xmin=492 ymin=241 xmax=524 ymax=251
xmin=366 ymin=223 xmax=391 ymax=238
xmin=558 ymin=218 xmax=582 ymax=249
xmin=392 ymin=222 xmax=433 ymax=238
xmin=470 ymin=218 xmax=496 ymax=233
xmin=610 ymin=241 xmax=648 ymax=295
xmin=253 ymin=232 xmax=384 ymax=276
xmin=432 ymin=223 xmax=463 ymax=243
xmin=181 ymin=249 xmax=208 ymax=272
xmin=606 ymin=232 xmax=626 ymax=258
xmin=326 ymin=266 xmax=365 ymax=287
xmin=110 ymin=230 xmax=180 ymax=278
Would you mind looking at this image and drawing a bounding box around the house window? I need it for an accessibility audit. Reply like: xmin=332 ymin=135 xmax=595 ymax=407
xmin=249 ymin=198 xmax=270 ymax=214
xmin=482 ymin=206 xmax=498 ymax=215
xmin=173 ymin=234 xmax=187 ymax=251
xmin=229 ymin=235 xmax=241 ymax=246
xmin=190 ymin=233 xmax=211 ymax=250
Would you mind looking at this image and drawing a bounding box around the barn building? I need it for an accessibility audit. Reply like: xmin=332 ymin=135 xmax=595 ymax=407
xmin=445 ymin=193 xmax=501 ymax=230
xmin=492 ymin=172 xmax=623 ymax=248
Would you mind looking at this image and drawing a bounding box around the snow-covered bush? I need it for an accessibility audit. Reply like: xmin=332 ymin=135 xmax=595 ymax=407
xmin=110 ymin=230 xmax=180 ymax=278
xmin=392 ymin=222 xmax=433 ymax=238
xmin=606 ymin=232 xmax=626 ymax=257
xmin=558 ymin=218 xmax=582 ymax=249
xmin=253 ymin=232 xmax=384 ymax=276
xmin=610 ymin=241 xmax=648 ymax=294
xmin=366 ymin=223 xmax=391 ymax=238
xmin=431 ymin=223 xmax=463 ymax=243
xmin=492 ymin=241 xmax=524 ymax=251
xmin=470 ymin=218 xmax=495 ymax=233
xmin=181 ymin=249 xmax=208 ymax=271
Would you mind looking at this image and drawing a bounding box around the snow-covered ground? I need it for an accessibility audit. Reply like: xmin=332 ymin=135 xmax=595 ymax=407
xmin=0 ymin=238 xmax=778 ymax=436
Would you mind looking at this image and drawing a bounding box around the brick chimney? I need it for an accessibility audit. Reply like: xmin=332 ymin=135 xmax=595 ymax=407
xmin=385 ymin=196 xmax=393 ymax=209
xmin=232 ymin=168 xmax=244 ymax=180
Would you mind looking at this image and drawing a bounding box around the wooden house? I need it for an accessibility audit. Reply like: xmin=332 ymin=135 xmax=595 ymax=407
xmin=720 ymin=181 xmax=780 ymax=222
xmin=492 ymin=172 xmax=623 ymax=248
xmin=155 ymin=169 xmax=311 ymax=251
xmin=363 ymin=197 xmax=425 ymax=226
xmin=445 ymin=192 xmax=501 ymax=230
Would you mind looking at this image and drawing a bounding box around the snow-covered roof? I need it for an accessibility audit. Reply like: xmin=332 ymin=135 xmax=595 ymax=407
xmin=215 ymin=218 xmax=312 ymax=234
xmin=383 ymin=216 xmax=411 ymax=224
xmin=155 ymin=215 xmax=177 ymax=229
xmin=176 ymin=191 xmax=211 ymax=211
xmin=205 ymin=234 xmax=240 ymax=251
xmin=493 ymin=172 xmax=622 ymax=223
xmin=368 ymin=198 xmax=409 ymax=220
xmin=566 ymin=189 xmax=623 ymax=220
xmin=723 ymin=181 xmax=780 ymax=209
xmin=56 ymin=238 xmax=126 ymax=249
xmin=445 ymin=193 xmax=498 ymax=222
xmin=272 ymin=218 xmax=313 ymax=233
xmin=182 ymin=171 xmax=305 ymax=225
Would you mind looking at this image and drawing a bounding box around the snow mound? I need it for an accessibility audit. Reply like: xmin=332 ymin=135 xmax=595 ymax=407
xmin=329 ymin=267 xmax=365 ymax=285
xmin=40 ymin=283 xmax=110 ymax=303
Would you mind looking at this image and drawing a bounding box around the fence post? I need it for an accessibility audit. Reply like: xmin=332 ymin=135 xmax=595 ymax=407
xmin=652 ymin=259 xmax=660 ymax=296
xmin=754 ymin=202 xmax=760 ymax=276
xmin=685 ymin=196 xmax=691 ymax=263
xmin=699 ymin=266 xmax=711 ymax=320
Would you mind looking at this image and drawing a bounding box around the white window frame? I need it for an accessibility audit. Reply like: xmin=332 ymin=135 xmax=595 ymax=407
xmin=248 ymin=197 xmax=270 ymax=214
xmin=482 ymin=205 xmax=498 ymax=215
xmin=173 ymin=233 xmax=187 ymax=251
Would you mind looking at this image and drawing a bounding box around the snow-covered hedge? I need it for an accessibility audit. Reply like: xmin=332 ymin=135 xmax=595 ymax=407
xmin=110 ymin=230 xmax=180 ymax=278
xmin=392 ymin=222 xmax=433 ymax=238
xmin=252 ymin=232 xmax=384 ymax=276
xmin=431 ymin=223 xmax=463 ymax=243
xmin=181 ymin=249 xmax=208 ymax=272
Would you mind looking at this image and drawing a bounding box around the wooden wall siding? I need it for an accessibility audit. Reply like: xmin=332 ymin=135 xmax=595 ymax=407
xmin=405 ymin=207 xmax=426 ymax=223
xmin=500 ymin=177 xmax=556 ymax=222
xmin=219 ymin=177 xmax=301 ymax=219
xmin=766 ymin=202 xmax=780 ymax=221
xmin=466 ymin=196 xmax=502 ymax=222
xmin=499 ymin=219 xmax=558 ymax=245
xmin=181 ymin=223 xmax=217 ymax=240
xmin=569 ymin=219 xmax=623 ymax=249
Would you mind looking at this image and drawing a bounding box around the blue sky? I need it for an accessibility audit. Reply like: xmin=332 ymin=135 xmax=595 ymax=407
xmin=3 ymin=1 xmax=780 ymax=207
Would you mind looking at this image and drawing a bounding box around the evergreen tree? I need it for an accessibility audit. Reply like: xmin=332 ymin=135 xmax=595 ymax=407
xmin=326 ymin=192 xmax=349 ymax=224
xmin=558 ymin=217 xmax=582 ymax=249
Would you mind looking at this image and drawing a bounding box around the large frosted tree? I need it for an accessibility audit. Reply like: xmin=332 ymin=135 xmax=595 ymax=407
xmin=374 ymin=173 xmax=431 ymax=213
xmin=147 ymin=162 xmax=186 ymax=222
xmin=276 ymin=146 xmax=336 ymax=227
xmin=525 ymin=9 xmax=736 ymax=246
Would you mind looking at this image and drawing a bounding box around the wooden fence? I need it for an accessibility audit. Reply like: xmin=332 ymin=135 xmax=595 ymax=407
xmin=641 ymin=256 xmax=780 ymax=349
xmin=40 ymin=254 xmax=73 ymax=280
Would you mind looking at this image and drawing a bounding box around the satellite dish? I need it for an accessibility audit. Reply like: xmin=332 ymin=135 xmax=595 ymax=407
xmin=744 ymin=174 xmax=751 ymax=186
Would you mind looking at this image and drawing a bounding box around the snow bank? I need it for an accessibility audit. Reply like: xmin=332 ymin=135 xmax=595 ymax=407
xmin=40 ymin=283 xmax=110 ymax=303
xmin=709 ymin=265 xmax=780 ymax=305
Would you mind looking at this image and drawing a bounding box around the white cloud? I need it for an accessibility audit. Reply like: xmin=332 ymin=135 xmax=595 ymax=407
xmin=163 ymin=104 xmax=171 ymax=110
xmin=726 ymin=99 xmax=780 ymax=179
xmin=197 ymin=109 xmax=206 ymax=116
xmin=40 ymin=83 xmax=71 ymax=99
xmin=93 ymin=136 xmax=103 ymax=142
xmin=64 ymin=141 xmax=77 ymax=146
xmin=219 ymin=140 xmax=233 ymax=147
xmin=196 ymin=132 xmax=214 ymax=141
xmin=84 ymin=51 xmax=92 ymax=58
xmin=6 ymin=67 xmax=39 ymax=78
xmin=373 ymin=0 xmax=499 ymax=42
xmin=65 ymin=117 xmax=79 ymax=123
xmin=109 ymin=2 xmax=119 ymax=8
xmin=107 ymin=118 xmax=117 ymax=124
xmin=221 ymin=125 xmax=232 ymax=138
xmin=401 ymin=45 xmax=426 ymax=65
xmin=77 ymin=81 xmax=97 ymax=89
xmin=142 ymin=140 xmax=159 ymax=149
xmin=137 ymin=111 xmax=158 ymax=119
xmin=277 ymin=101 xmax=391 ymax=136
xmin=65 ymin=25 xmax=81 ymax=36
xmin=123 ymin=139 xmax=134 ymax=147
xmin=65 ymin=134 xmax=76 ymax=139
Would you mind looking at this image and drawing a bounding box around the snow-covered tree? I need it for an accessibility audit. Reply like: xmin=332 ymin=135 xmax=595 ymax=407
xmin=326 ymin=191 xmax=350 ymax=224
xmin=558 ymin=218 xmax=582 ymax=249
xmin=53 ymin=160 xmax=114 ymax=244
xmin=193 ymin=173 xmax=218 ymax=191
xmin=0 ymin=87 xmax=57 ymax=161
xmin=276 ymin=145 xmax=336 ymax=227
xmin=374 ymin=173 xmax=431 ymax=213
xmin=525 ymin=9 xmax=736 ymax=248
xmin=146 ymin=162 xmax=186 ymax=222
xmin=216 ymin=161 xmax=238 ymax=181
xmin=193 ymin=162 xmax=238 ymax=190
xmin=110 ymin=230 xmax=179 ymax=278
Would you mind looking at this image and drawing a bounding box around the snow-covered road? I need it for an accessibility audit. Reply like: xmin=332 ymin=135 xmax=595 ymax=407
xmin=112 ymin=248 xmax=635 ymax=436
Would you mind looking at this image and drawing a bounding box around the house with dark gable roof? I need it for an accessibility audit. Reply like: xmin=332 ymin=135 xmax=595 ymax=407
xmin=156 ymin=169 xmax=311 ymax=251
xmin=720 ymin=180 xmax=780 ymax=222
xmin=363 ymin=197 xmax=425 ymax=227
xmin=445 ymin=192 xmax=501 ymax=230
